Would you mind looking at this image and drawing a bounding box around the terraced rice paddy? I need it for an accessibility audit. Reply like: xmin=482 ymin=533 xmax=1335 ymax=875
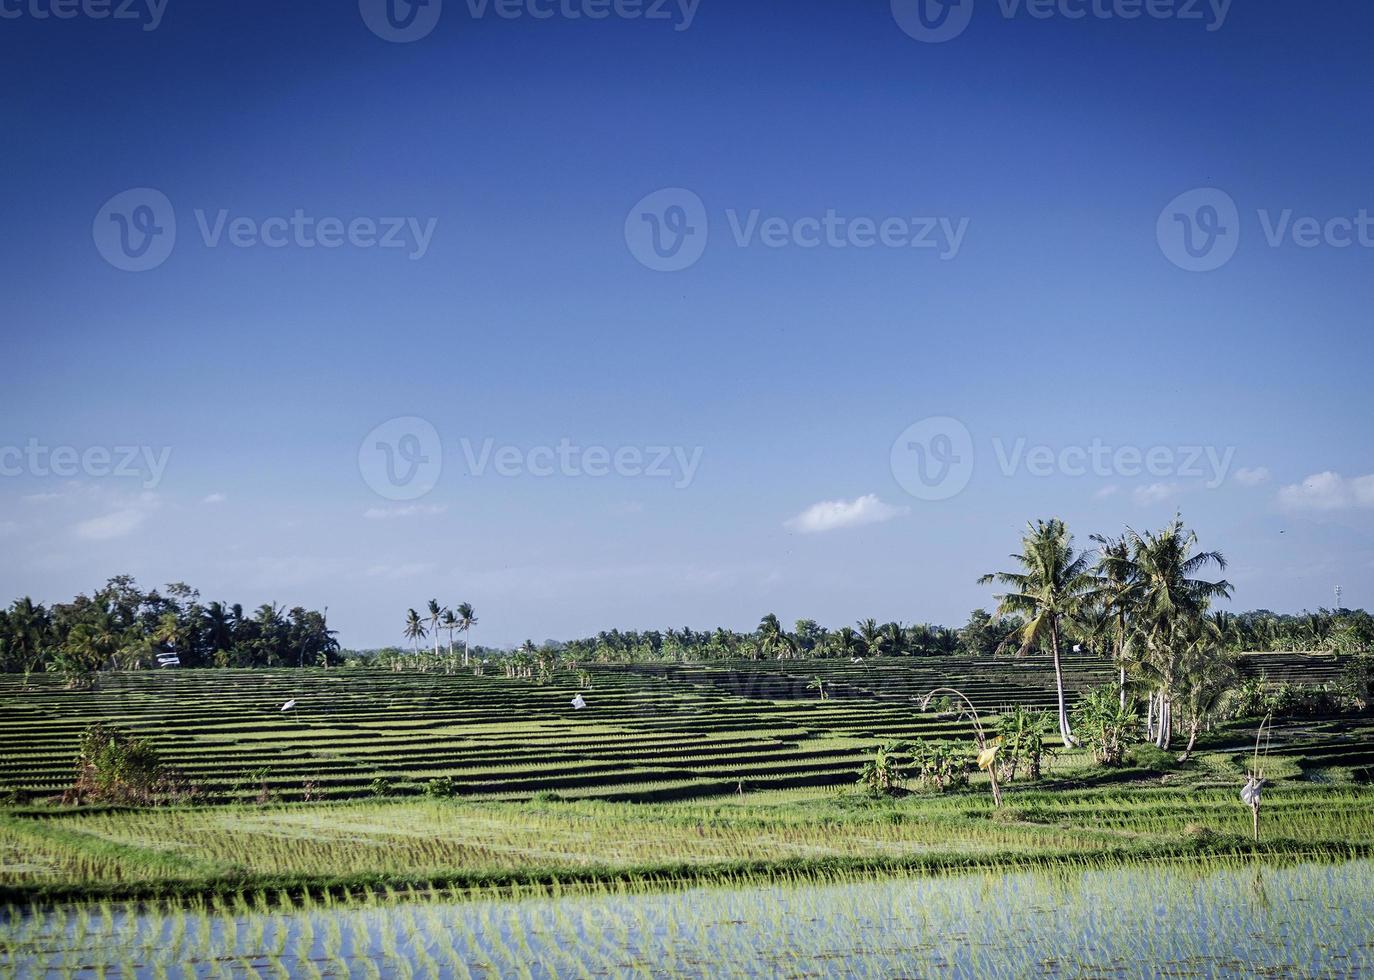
xmin=0 ymin=654 xmax=1357 ymax=806
xmin=0 ymin=657 xmax=1130 ymax=805
xmin=0 ymin=655 xmax=1370 ymax=973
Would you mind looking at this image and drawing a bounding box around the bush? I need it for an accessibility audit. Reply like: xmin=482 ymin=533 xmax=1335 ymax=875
xmin=530 ymin=790 xmax=565 ymax=803
xmin=1072 ymin=686 xmax=1140 ymax=766
xmin=910 ymin=741 xmax=971 ymax=793
xmin=368 ymin=776 xmax=392 ymax=798
xmin=65 ymin=725 xmax=194 ymax=806
xmin=425 ymin=776 xmax=457 ymax=799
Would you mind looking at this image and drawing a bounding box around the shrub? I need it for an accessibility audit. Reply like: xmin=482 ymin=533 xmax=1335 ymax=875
xmin=857 ymin=741 xmax=907 ymax=797
xmin=910 ymin=741 xmax=971 ymax=793
xmin=425 ymin=776 xmax=457 ymax=799
xmin=369 ymin=776 xmax=392 ymax=798
xmin=996 ymin=706 xmax=1054 ymax=782
xmin=1072 ymin=686 xmax=1140 ymax=766
xmin=1340 ymin=653 xmax=1373 ymax=711
xmin=64 ymin=725 xmax=194 ymax=806
xmin=530 ymin=790 xmax=565 ymax=803
xmin=1228 ymin=674 xmax=1269 ymax=719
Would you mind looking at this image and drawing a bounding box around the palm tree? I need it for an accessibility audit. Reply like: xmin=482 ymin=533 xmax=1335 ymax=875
xmin=831 ymin=626 xmax=860 ymax=659
xmin=439 ymin=608 xmax=459 ymax=670
xmin=879 ymin=621 xmax=906 ymax=657
xmin=1176 ymin=620 xmax=1238 ymax=761
xmin=1092 ymin=532 xmax=1141 ymax=710
xmin=979 ymin=518 xmax=1100 ymax=747
xmin=201 ymin=601 xmax=233 ymax=661
xmin=856 ymin=618 xmax=881 ymax=657
xmin=454 ymin=602 xmax=477 ymax=666
xmin=757 ymin=614 xmax=796 ymax=660
xmin=425 ymin=600 xmax=445 ymax=658
xmin=403 ymin=608 xmax=427 ymax=653
xmin=1108 ymin=518 xmax=1232 ymax=749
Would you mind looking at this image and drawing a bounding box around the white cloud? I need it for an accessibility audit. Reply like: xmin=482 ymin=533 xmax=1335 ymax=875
xmin=73 ymin=508 xmax=147 ymax=541
xmin=1234 ymin=467 xmax=1271 ymax=487
xmin=1278 ymin=471 xmax=1374 ymax=512
xmin=1093 ymin=484 xmax=1120 ymax=500
xmin=784 ymin=494 xmax=910 ymax=534
xmin=1134 ymin=482 xmax=1183 ymax=505
xmin=203 ymin=493 xmax=227 ymax=504
xmin=363 ymin=503 xmax=449 ymax=520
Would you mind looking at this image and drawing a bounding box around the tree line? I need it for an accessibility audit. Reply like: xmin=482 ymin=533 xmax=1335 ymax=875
xmin=0 ymin=575 xmax=339 ymax=684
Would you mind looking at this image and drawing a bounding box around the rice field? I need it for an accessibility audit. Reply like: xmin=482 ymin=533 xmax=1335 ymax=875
xmin=0 ymin=654 xmax=1354 ymax=807
xmin=4 ymin=857 xmax=1373 ymax=977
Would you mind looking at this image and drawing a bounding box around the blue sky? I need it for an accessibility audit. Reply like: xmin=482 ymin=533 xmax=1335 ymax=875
xmin=3 ymin=0 xmax=1372 ymax=647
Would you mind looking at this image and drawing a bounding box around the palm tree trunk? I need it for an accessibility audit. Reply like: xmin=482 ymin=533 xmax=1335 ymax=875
xmin=463 ymin=631 xmax=470 ymax=667
xmin=1050 ymin=626 xmax=1078 ymax=747
xmin=1146 ymin=692 xmax=1156 ymax=741
xmin=1180 ymin=716 xmax=1200 ymax=761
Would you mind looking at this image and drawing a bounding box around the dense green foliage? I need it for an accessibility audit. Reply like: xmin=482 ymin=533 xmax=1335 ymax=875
xmin=0 ymin=576 xmax=339 ymax=682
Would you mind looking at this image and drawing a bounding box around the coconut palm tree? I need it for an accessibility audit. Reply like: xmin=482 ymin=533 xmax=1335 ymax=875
xmin=1092 ymin=532 xmax=1141 ymax=709
xmin=1107 ymin=518 xmax=1232 ymax=749
xmin=439 ymin=608 xmax=459 ymax=670
xmin=856 ymin=618 xmax=881 ymax=657
xmin=425 ymin=600 xmax=445 ymax=658
xmin=403 ymin=609 xmax=427 ymax=653
xmin=879 ymin=621 xmax=907 ymax=657
xmin=979 ymin=518 xmax=1100 ymax=747
xmin=831 ymin=626 xmax=860 ymax=659
xmin=454 ymin=602 xmax=477 ymax=666
xmin=757 ymin=613 xmax=796 ymax=660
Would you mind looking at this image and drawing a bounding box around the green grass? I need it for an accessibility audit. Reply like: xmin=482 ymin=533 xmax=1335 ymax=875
xmin=2 ymin=783 xmax=1372 ymax=903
